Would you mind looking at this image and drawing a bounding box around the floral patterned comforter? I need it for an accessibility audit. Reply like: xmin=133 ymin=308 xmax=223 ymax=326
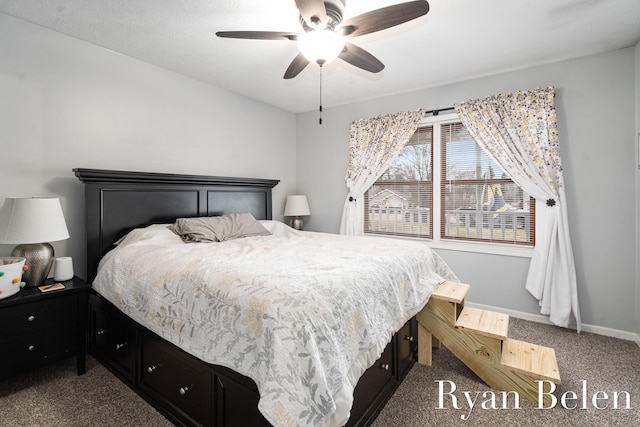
xmin=92 ymin=221 xmax=457 ymax=427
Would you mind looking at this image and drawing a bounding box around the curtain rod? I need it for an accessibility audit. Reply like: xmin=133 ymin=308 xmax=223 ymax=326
xmin=422 ymin=106 xmax=455 ymax=116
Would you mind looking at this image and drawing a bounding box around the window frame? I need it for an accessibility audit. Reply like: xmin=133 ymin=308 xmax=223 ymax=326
xmin=364 ymin=112 xmax=535 ymax=258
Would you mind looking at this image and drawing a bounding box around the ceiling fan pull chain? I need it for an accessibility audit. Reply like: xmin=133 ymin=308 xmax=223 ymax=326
xmin=319 ymin=62 xmax=323 ymax=125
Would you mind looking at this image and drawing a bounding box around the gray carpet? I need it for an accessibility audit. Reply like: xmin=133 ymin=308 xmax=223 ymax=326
xmin=373 ymin=318 xmax=640 ymax=426
xmin=1 ymin=317 xmax=639 ymax=426
xmin=0 ymin=356 xmax=172 ymax=427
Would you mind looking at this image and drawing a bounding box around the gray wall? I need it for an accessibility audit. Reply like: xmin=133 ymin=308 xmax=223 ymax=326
xmin=636 ymin=41 xmax=640 ymax=335
xmin=296 ymin=47 xmax=638 ymax=333
xmin=0 ymin=13 xmax=297 ymax=279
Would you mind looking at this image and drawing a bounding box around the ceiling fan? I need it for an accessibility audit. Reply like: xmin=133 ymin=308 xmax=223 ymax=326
xmin=216 ymin=0 xmax=430 ymax=79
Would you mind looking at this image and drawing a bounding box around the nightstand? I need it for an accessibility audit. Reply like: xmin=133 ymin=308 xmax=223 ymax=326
xmin=0 ymin=276 xmax=91 ymax=379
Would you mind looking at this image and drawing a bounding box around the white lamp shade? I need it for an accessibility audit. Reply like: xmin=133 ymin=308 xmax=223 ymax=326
xmin=3 ymin=197 xmax=70 ymax=244
xmin=284 ymin=195 xmax=311 ymax=216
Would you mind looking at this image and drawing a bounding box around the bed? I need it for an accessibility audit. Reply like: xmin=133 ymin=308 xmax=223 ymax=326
xmin=75 ymin=168 xmax=457 ymax=427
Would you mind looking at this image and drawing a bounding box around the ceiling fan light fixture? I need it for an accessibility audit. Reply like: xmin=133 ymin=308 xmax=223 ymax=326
xmin=297 ymin=30 xmax=345 ymax=64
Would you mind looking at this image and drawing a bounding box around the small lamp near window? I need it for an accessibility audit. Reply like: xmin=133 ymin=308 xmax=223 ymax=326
xmin=2 ymin=197 xmax=70 ymax=287
xmin=284 ymin=195 xmax=311 ymax=230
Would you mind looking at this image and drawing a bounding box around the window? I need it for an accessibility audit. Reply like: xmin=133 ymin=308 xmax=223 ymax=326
xmin=364 ymin=114 xmax=535 ymax=247
xmin=365 ymin=126 xmax=433 ymax=238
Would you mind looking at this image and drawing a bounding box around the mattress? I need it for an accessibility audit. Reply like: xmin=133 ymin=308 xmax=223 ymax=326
xmin=92 ymin=220 xmax=457 ymax=427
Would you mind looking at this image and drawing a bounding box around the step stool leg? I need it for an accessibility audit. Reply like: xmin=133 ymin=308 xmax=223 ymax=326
xmin=418 ymin=322 xmax=433 ymax=366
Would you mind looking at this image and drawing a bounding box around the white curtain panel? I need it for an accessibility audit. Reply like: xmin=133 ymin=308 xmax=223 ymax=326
xmin=455 ymin=87 xmax=580 ymax=331
xmin=339 ymin=110 xmax=423 ymax=235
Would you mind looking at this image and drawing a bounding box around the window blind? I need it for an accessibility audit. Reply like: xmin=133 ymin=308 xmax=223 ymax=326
xmin=440 ymin=122 xmax=535 ymax=245
xmin=364 ymin=126 xmax=433 ymax=238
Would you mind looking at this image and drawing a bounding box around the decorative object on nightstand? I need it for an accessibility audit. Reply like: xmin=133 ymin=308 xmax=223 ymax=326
xmin=0 ymin=257 xmax=27 ymax=300
xmin=284 ymin=195 xmax=311 ymax=230
xmin=2 ymin=197 xmax=70 ymax=287
xmin=53 ymin=256 xmax=74 ymax=282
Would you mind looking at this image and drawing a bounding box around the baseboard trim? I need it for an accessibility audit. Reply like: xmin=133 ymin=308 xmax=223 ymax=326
xmin=465 ymin=301 xmax=640 ymax=346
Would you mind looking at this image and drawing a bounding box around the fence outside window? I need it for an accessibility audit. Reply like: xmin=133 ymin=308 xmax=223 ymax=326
xmin=366 ymin=207 xmax=531 ymax=243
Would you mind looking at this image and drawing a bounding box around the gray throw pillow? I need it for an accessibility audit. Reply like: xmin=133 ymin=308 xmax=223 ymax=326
xmin=170 ymin=212 xmax=271 ymax=242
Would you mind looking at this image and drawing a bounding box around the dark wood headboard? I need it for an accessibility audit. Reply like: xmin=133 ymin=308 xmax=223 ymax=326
xmin=74 ymin=168 xmax=279 ymax=282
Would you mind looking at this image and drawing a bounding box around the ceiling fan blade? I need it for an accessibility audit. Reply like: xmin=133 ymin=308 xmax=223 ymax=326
xmin=216 ymin=31 xmax=298 ymax=41
xmin=284 ymin=53 xmax=310 ymax=79
xmin=295 ymin=0 xmax=327 ymax=27
xmin=340 ymin=0 xmax=429 ymax=38
xmin=338 ymin=42 xmax=384 ymax=73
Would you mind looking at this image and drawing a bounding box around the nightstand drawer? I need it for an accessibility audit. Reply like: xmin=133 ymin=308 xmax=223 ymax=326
xmin=0 ymin=294 xmax=77 ymax=337
xmin=0 ymin=324 xmax=76 ymax=375
xmin=140 ymin=333 xmax=213 ymax=426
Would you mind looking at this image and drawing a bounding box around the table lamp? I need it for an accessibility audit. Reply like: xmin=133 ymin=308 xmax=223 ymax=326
xmin=284 ymin=195 xmax=311 ymax=230
xmin=2 ymin=197 xmax=70 ymax=286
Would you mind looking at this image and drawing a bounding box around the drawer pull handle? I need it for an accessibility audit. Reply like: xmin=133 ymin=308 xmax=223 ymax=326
xmin=27 ymin=315 xmax=35 ymax=322
xmin=97 ymin=329 xmax=108 ymax=335
xmin=28 ymin=345 xmax=35 ymax=352
xmin=404 ymin=335 xmax=414 ymax=342
xmin=379 ymin=363 xmax=390 ymax=371
xmin=179 ymin=385 xmax=192 ymax=396
xmin=115 ymin=342 xmax=128 ymax=351
xmin=147 ymin=364 xmax=160 ymax=374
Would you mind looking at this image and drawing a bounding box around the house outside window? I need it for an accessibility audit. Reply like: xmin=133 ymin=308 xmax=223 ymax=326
xmin=364 ymin=113 xmax=535 ymax=251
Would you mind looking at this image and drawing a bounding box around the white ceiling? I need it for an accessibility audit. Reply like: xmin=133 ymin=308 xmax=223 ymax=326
xmin=1 ymin=0 xmax=639 ymax=113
